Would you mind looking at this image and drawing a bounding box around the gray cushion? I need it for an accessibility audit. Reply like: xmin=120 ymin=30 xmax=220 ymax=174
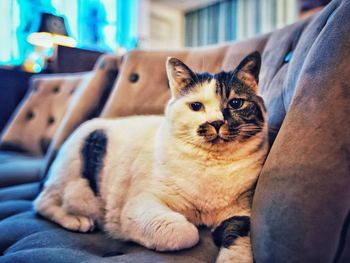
xmin=0 ymin=151 xmax=42 ymax=188
xmin=0 ymin=211 xmax=218 ymax=263
xmin=251 ymin=0 xmax=350 ymax=262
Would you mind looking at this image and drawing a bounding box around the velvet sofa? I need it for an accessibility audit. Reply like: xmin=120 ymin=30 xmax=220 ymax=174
xmin=0 ymin=0 xmax=349 ymax=262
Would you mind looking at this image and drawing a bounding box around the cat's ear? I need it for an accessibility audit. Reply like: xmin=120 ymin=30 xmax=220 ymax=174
xmin=166 ymin=57 xmax=196 ymax=97
xmin=235 ymin=51 xmax=261 ymax=90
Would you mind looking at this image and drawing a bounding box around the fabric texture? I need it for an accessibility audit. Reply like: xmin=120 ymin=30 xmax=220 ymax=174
xmin=0 ymin=73 xmax=86 ymax=156
xmin=0 ymin=152 xmax=42 ymax=188
xmin=251 ymin=0 xmax=350 ymax=262
xmin=0 ymin=54 xmax=120 ymax=189
xmin=0 ymin=211 xmax=218 ymax=263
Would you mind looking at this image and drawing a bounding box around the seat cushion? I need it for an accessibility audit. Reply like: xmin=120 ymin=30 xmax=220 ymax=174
xmin=0 ymin=182 xmax=40 ymax=202
xmin=0 ymin=210 xmax=218 ymax=263
xmin=0 ymin=200 xmax=32 ymax=220
xmin=0 ymin=152 xmax=42 ymax=188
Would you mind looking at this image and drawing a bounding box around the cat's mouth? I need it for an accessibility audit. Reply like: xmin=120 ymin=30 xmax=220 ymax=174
xmin=203 ymin=134 xmax=235 ymax=143
xmin=197 ymin=123 xmax=237 ymax=143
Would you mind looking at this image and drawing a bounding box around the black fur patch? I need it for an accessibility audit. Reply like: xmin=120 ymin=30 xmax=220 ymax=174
xmin=211 ymin=70 xmax=265 ymax=142
xmin=212 ymin=216 xmax=250 ymax=248
xmin=81 ymin=129 xmax=107 ymax=195
xmin=180 ymin=72 xmax=213 ymax=96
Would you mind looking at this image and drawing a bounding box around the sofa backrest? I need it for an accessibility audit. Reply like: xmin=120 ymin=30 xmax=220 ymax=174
xmin=100 ymin=20 xmax=311 ymax=145
xmin=100 ymin=34 xmax=269 ymax=118
xmin=251 ymin=0 xmax=350 ymax=262
xmin=0 ymin=54 xmax=120 ymax=157
xmin=40 ymin=54 xmax=120 ymax=175
xmin=0 ymin=73 xmax=86 ymax=156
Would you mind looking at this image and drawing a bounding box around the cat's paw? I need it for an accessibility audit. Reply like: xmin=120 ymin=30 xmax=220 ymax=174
xmin=152 ymin=221 xmax=199 ymax=251
xmin=215 ymin=248 xmax=253 ymax=263
xmin=215 ymin=236 xmax=253 ymax=263
xmin=61 ymin=215 xmax=95 ymax=233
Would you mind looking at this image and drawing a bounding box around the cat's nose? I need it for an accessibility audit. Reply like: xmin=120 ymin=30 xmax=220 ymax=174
xmin=210 ymin=120 xmax=224 ymax=133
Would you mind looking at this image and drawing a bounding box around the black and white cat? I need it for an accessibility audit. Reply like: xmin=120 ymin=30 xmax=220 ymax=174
xmin=35 ymin=51 xmax=268 ymax=263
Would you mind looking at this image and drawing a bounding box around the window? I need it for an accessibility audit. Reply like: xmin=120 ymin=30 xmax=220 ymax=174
xmin=0 ymin=0 xmax=138 ymax=66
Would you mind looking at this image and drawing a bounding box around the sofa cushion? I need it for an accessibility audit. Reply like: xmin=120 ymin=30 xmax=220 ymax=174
xmin=0 ymin=152 xmax=42 ymax=188
xmin=258 ymin=18 xmax=311 ymax=144
xmin=0 ymin=182 xmax=40 ymax=202
xmin=101 ymin=36 xmax=270 ymax=119
xmin=0 ymin=200 xmax=32 ymax=220
xmin=40 ymin=54 xmax=120 ymax=177
xmin=0 ymin=73 xmax=86 ymax=156
xmin=0 ymin=211 xmax=218 ymax=263
xmin=251 ymin=0 xmax=350 ymax=262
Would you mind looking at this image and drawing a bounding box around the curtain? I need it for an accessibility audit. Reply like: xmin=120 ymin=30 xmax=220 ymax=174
xmin=185 ymin=0 xmax=298 ymax=47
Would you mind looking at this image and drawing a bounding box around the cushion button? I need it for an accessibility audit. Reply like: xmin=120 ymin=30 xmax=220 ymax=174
xmin=48 ymin=116 xmax=55 ymax=125
xmin=53 ymin=86 xmax=60 ymax=93
xmin=129 ymin=73 xmax=139 ymax=83
xmin=26 ymin=110 xmax=35 ymax=120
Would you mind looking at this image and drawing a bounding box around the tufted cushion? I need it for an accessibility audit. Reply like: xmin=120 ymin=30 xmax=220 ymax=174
xmin=0 ymin=73 xmax=86 ymax=156
xmin=0 ymin=54 xmax=120 ymax=159
xmin=40 ymin=54 xmax=120 ymax=176
xmin=0 ymin=54 xmax=120 ymax=189
xmin=251 ymin=0 xmax=350 ymax=262
xmin=101 ymin=50 xmax=186 ymax=118
xmin=101 ymin=36 xmax=270 ymax=119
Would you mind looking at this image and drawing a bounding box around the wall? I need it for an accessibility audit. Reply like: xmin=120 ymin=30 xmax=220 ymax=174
xmin=137 ymin=0 xmax=185 ymax=49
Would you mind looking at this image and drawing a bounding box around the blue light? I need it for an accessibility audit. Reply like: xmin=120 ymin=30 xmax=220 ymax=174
xmin=284 ymin=51 xmax=293 ymax=63
xmin=0 ymin=0 xmax=138 ymax=66
xmin=33 ymin=63 xmax=42 ymax=73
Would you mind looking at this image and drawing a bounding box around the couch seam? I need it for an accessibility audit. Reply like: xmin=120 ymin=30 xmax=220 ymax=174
xmin=333 ymin=209 xmax=350 ymax=263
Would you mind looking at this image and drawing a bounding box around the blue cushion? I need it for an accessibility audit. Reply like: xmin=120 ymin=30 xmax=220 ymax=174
xmin=0 ymin=210 xmax=218 ymax=262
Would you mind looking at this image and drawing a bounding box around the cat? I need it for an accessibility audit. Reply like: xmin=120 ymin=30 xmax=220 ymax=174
xmin=34 ymin=51 xmax=268 ymax=263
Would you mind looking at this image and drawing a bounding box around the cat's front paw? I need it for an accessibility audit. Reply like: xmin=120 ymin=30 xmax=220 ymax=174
xmin=61 ymin=215 xmax=95 ymax=233
xmin=152 ymin=221 xmax=199 ymax=251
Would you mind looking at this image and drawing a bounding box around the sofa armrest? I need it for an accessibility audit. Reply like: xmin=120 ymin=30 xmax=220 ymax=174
xmin=251 ymin=0 xmax=350 ymax=262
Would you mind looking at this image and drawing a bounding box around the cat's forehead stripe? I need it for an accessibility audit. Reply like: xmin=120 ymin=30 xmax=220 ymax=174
xmin=180 ymin=72 xmax=213 ymax=96
xmin=213 ymin=71 xmax=236 ymax=100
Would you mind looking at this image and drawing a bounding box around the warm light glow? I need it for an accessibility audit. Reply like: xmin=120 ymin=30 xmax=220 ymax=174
xmin=27 ymin=32 xmax=77 ymax=48
xmin=27 ymin=32 xmax=54 ymax=48
xmin=52 ymin=34 xmax=77 ymax=47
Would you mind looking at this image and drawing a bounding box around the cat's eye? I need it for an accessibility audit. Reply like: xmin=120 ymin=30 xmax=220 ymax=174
xmin=189 ymin=102 xmax=203 ymax=111
xmin=228 ymin=98 xmax=244 ymax=109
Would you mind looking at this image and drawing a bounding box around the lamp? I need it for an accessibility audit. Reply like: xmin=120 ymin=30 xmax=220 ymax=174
xmin=27 ymin=13 xmax=77 ymax=48
xmin=24 ymin=13 xmax=76 ymax=73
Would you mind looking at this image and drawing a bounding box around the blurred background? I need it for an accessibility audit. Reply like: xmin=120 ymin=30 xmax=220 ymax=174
xmin=0 ymin=0 xmax=329 ymax=72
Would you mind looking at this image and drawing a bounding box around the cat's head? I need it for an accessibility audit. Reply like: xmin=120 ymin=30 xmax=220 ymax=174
xmin=165 ymin=51 xmax=267 ymax=150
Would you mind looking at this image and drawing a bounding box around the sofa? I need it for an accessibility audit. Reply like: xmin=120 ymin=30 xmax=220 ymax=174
xmin=0 ymin=0 xmax=349 ymax=262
